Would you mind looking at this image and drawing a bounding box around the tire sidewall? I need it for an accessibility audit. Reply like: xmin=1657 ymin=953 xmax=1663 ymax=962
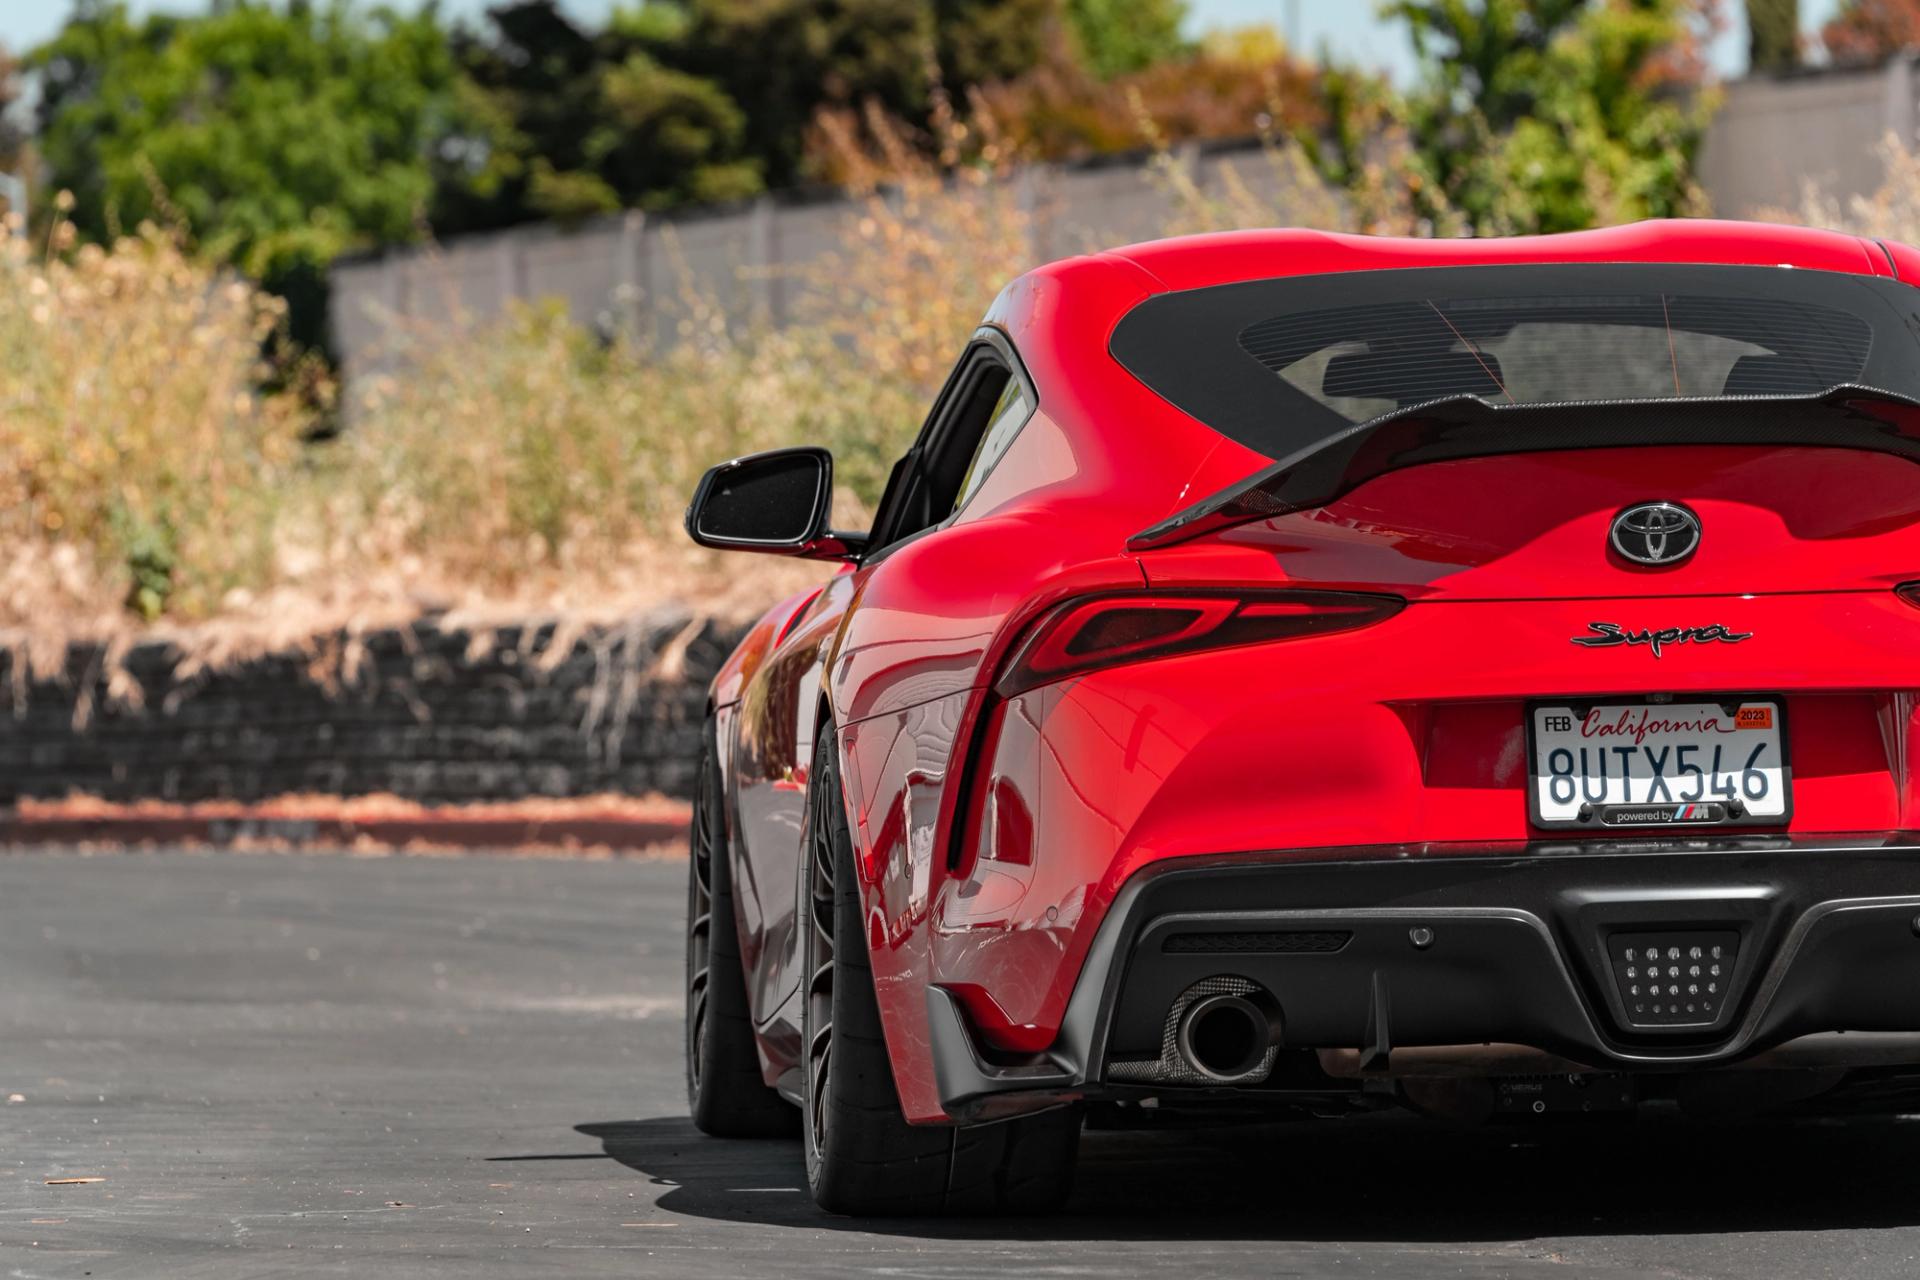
xmin=803 ymin=727 xmax=876 ymax=1198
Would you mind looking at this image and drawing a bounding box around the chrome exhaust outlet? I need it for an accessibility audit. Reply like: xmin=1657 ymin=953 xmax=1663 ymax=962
xmin=1175 ymin=987 xmax=1284 ymax=1082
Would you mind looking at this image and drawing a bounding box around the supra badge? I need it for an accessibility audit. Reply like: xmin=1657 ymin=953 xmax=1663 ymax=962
xmin=1570 ymin=621 xmax=1753 ymax=657
xmin=1611 ymin=502 xmax=1701 ymax=566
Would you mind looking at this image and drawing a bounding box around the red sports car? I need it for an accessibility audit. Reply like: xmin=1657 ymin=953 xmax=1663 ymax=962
xmin=682 ymin=219 xmax=1920 ymax=1215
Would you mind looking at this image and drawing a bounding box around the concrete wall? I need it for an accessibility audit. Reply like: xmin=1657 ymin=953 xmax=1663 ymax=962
xmin=0 ymin=613 xmax=747 ymax=804
xmin=329 ymin=143 xmax=1275 ymax=372
xmin=1698 ymin=58 xmax=1919 ymax=218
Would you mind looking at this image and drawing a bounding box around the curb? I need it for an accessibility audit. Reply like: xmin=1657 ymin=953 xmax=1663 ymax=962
xmin=0 ymin=809 xmax=692 ymax=852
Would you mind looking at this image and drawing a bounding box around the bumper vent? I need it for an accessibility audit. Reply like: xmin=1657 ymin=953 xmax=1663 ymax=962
xmin=1163 ymin=930 xmax=1351 ymax=955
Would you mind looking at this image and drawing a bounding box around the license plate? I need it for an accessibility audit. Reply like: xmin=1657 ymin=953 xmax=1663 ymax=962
xmin=1528 ymin=698 xmax=1791 ymax=829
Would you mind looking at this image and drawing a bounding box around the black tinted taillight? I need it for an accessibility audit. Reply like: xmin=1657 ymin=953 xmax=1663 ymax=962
xmin=994 ymin=590 xmax=1404 ymax=697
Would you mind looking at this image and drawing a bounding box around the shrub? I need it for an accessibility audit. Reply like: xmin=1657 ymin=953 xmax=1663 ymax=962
xmin=0 ymin=216 xmax=308 ymax=628
xmin=2 ymin=89 xmax=1447 ymax=649
xmin=333 ymin=302 xmax=905 ymax=592
xmin=1773 ymin=133 xmax=1920 ymax=245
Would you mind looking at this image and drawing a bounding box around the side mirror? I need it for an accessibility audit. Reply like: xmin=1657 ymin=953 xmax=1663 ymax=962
xmin=684 ymin=447 xmax=866 ymax=560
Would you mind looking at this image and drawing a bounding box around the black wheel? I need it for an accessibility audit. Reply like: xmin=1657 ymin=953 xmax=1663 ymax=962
xmin=801 ymin=725 xmax=1080 ymax=1215
xmin=686 ymin=716 xmax=798 ymax=1137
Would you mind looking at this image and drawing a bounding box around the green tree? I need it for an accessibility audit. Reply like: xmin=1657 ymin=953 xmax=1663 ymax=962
xmin=591 ymin=50 xmax=759 ymax=207
xmin=1747 ymin=0 xmax=1799 ymax=70
xmin=666 ymin=0 xmax=1052 ymax=188
xmin=436 ymin=0 xmax=1056 ymax=233
xmin=0 ymin=49 xmax=28 ymax=198
xmin=31 ymin=0 xmax=456 ymax=350
xmin=436 ymin=2 xmax=623 ymax=230
xmin=1821 ymin=0 xmax=1920 ymax=65
xmin=1380 ymin=0 xmax=1716 ymax=234
xmin=1063 ymin=0 xmax=1191 ymax=78
xmin=433 ymin=1 xmax=763 ymax=232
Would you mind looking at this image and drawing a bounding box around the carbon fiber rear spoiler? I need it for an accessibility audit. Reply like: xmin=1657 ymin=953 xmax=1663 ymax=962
xmin=1127 ymin=385 xmax=1920 ymax=552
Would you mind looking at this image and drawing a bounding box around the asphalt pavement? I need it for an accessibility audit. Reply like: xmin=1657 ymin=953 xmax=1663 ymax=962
xmin=5 ymin=847 xmax=1920 ymax=1278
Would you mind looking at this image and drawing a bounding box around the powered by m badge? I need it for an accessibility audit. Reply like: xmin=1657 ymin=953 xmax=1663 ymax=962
xmin=1604 ymin=802 xmax=1733 ymax=826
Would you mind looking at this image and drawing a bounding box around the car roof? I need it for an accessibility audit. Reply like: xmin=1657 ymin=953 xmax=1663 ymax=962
xmin=1092 ymin=219 xmax=1906 ymax=293
xmin=985 ymin=219 xmax=1920 ymax=533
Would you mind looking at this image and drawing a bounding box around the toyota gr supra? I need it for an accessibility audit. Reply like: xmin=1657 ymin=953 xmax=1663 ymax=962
xmin=681 ymin=219 xmax=1920 ymax=1215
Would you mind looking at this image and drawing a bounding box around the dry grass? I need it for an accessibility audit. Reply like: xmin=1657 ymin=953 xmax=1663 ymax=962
xmin=0 ymin=98 xmax=1017 ymax=666
xmin=1769 ymin=133 xmax=1920 ymax=245
xmin=2 ymin=96 xmax=1441 ymax=675
xmin=806 ymin=94 xmax=1039 ymax=404
xmin=0 ymin=217 xmax=307 ymax=628
xmin=1131 ymin=75 xmax=1456 ymax=240
xmin=323 ymin=309 xmax=849 ymax=611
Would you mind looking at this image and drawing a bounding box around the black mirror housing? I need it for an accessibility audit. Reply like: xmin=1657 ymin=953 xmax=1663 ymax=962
xmin=684 ymin=447 xmax=864 ymax=560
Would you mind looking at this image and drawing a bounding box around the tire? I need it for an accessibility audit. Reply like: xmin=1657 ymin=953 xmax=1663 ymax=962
xmin=800 ymin=726 xmax=1080 ymax=1215
xmin=686 ymin=715 xmax=798 ymax=1137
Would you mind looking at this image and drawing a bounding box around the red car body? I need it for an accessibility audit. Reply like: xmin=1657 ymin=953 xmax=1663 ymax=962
xmin=692 ymin=220 xmax=1920 ymax=1149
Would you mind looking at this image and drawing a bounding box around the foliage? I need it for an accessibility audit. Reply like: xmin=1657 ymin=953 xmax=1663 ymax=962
xmin=289 ymin=153 xmax=976 ymax=632
xmin=933 ymin=0 xmax=1060 ymax=89
xmin=1820 ymin=0 xmax=1920 ymax=65
xmin=26 ymin=0 xmax=1098 ymax=334
xmin=1369 ymin=0 xmax=1719 ymax=234
xmin=23 ymin=0 xmax=1326 ymax=339
xmin=803 ymin=95 xmax=1039 ymax=410
xmin=0 ymin=216 xmax=306 ymax=625
xmin=431 ymin=2 xmax=614 ymax=231
xmin=335 ymin=300 xmax=911 ymax=585
xmin=1746 ymin=0 xmax=1800 ymax=70
xmin=962 ymin=30 xmax=1320 ymax=163
xmin=0 ymin=50 xmax=29 ymax=196
xmin=434 ymin=0 xmax=1059 ymax=236
xmin=1772 ymin=133 xmax=1920 ymax=242
xmin=30 ymin=1 xmax=457 ymax=352
xmin=0 ymin=100 xmax=1015 ymax=631
xmin=6 ymin=0 xmax=1744 ymax=642
xmin=1137 ymin=67 xmax=1451 ymax=239
xmin=433 ymin=2 xmax=763 ymax=233
xmin=1063 ymin=0 xmax=1192 ymax=79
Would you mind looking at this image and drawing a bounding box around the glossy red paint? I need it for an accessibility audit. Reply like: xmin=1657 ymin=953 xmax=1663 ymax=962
xmin=1144 ymin=445 xmax=1920 ymax=600
xmin=727 ymin=572 xmax=851 ymax=1030
xmin=1106 ymin=219 xmax=1900 ymax=291
xmin=704 ymin=220 xmax=1920 ymax=1125
xmin=1875 ymin=235 xmax=1920 ymax=282
xmin=941 ymin=590 xmax=1920 ymax=1052
xmin=707 ymin=585 xmax=826 ymax=711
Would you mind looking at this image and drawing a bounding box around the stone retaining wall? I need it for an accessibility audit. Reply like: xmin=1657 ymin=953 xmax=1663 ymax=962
xmin=0 ymin=612 xmax=747 ymax=804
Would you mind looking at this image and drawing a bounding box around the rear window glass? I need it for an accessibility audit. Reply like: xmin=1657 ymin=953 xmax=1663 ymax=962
xmin=1111 ymin=264 xmax=1920 ymax=460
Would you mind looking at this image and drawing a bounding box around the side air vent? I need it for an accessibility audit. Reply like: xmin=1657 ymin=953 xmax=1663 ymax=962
xmin=1162 ymin=930 xmax=1351 ymax=955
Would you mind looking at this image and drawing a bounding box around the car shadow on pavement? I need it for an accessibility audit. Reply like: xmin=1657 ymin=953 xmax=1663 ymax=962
xmin=570 ymin=1111 xmax=1920 ymax=1240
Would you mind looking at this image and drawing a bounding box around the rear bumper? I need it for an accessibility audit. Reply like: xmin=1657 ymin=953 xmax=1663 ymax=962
xmin=928 ymin=837 xmax=1920 ymax=1120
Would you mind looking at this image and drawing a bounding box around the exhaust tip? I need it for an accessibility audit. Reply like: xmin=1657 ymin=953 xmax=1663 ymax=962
xmin=1176 ymin=988 xmax=1282 ymax=1082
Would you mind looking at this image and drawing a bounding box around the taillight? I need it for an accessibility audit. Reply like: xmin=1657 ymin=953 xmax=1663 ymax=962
xmin=994 ymin=590 xmax=1404 ymax=697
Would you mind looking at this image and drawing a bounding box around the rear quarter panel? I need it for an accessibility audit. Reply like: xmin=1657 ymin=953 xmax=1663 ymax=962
xmin=831 ymin=495 xmax=1148 ymax=1121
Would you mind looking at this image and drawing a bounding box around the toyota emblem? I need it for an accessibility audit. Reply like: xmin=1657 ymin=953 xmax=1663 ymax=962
xmin=1610 ymin=502 xmax=1701 ymax=566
